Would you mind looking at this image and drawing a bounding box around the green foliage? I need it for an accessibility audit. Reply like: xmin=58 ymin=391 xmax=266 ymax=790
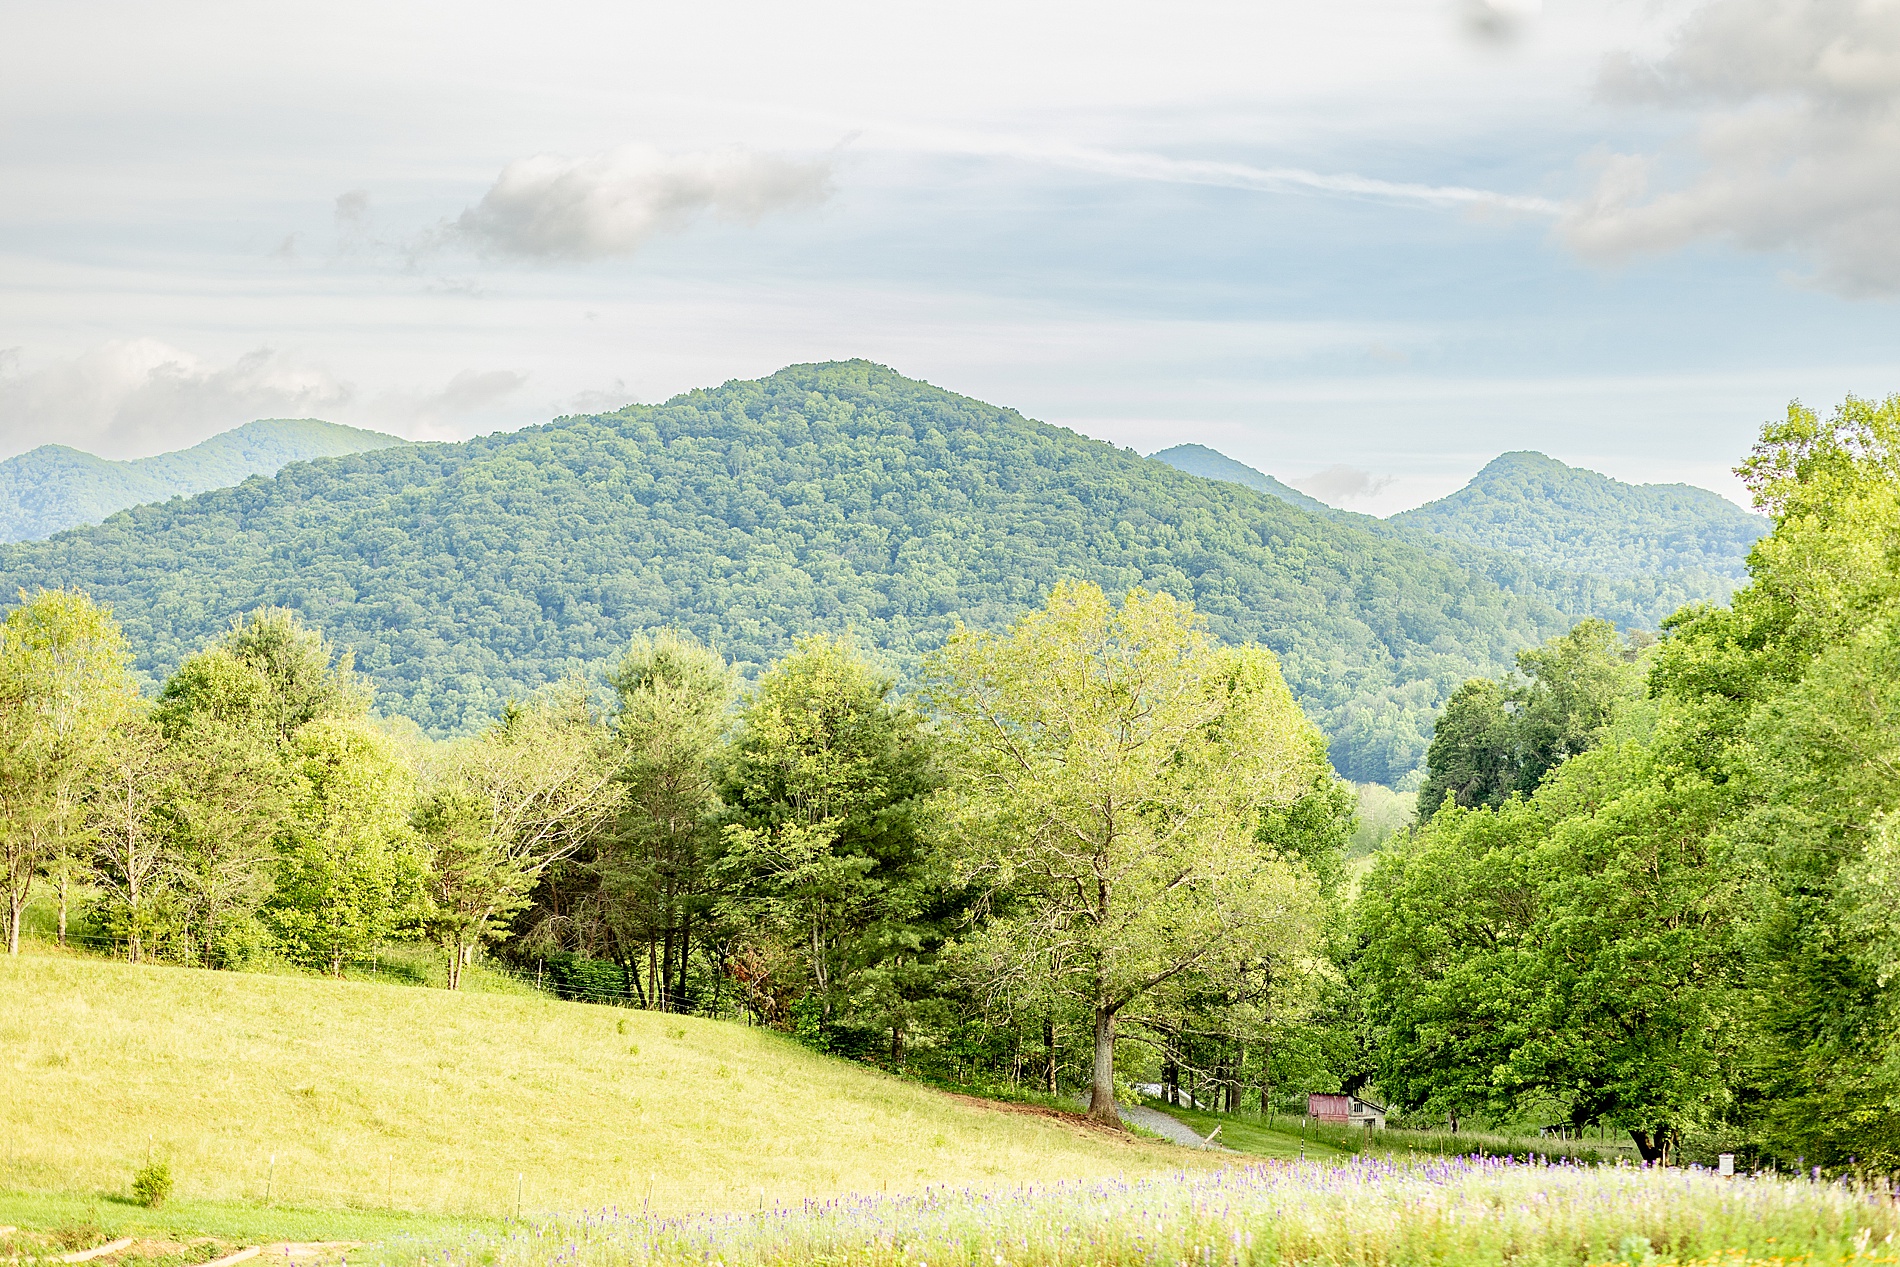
xmin=1416 ymin=618 xmax=1648 ymax=820
xmin=928 ymin=581 xmax=1339 ymax=1122
xmin=0 ymin=419 xmax=403 ymax=543
xmin=130 ymin=1159 xmax=173 ymax=1208
xmin=0 ymin=361 xmax=1587 ymax=784
xmin=1348 ymin=782 xmax=1415 ymax=857
xmin=1391 ymin=449 xmax=1768 ymax=584
xmin=714 ymin=635 xmax=937 ymax=1032
xmin=0 ymin=587 xmax=139 ymax=954
xmin=267 ymin=717 xmax=426 ymax=975
xmin=1361 ymin=395 xmax=1900 ymax=1167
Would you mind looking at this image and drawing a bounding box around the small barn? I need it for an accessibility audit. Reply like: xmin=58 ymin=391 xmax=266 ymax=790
xmin=1308 ymin=1092 xmax=1386 ymax=1130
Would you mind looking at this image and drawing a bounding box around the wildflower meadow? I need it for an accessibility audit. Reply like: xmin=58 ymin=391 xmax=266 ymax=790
xmin=433 ymin=1157 xmax=1900 ymax=1267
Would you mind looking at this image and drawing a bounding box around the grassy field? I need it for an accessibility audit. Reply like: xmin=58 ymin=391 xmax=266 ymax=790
xmin=1148 ymin=1103 xmax=1636 ymax=1165
xmin=1 ymin=954 xmax=1200 ymax=1235
xmin=1136 ymin=1105 xmax=1343 ymax=1160
xmin=424 ymin=1157 xmax=1900 ymax=1267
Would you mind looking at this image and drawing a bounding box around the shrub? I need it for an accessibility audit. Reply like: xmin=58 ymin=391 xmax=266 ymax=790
xmin=131 ymin=1159 xmax=173 ymax=1208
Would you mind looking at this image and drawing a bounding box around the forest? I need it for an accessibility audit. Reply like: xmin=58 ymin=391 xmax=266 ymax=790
xmin=3 ymin=394 xmax=1894 ymax=1169
xmin=0 ymin=361 xmax=1716 ymax=786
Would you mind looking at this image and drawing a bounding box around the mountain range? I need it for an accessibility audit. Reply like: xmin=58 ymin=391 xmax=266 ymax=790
xmin=0 ymin=418 xmax=404 ymax=542
xmin=1152 ymin=442 xmax=1767 ymax=605
xmin=0 ymin=363 xmax=1765 ymax=784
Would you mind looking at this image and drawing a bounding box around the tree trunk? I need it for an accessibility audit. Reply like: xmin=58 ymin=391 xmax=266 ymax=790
xmin=676 ymin=909 xmax=691 ymax=1010
xmin=6 ymin=890 xmax=21 ymax=955
xmin=1629 ymin=1127 xmax=1673 ymax=1164
xmin=57 ymin=870 xmax=68 ymax=948
xmin=1043 ymin=1014 xmax=1057 ymax=1094
xmin=1086 ymin=1003 xmax=1120 ymax=1126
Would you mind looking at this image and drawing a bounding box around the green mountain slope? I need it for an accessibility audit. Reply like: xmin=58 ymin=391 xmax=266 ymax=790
xmin=1149 ymin=443 xmax=1331 ymax=512
xmin=0 ymin=418 xmax=405 ymax=541
xmin=1390 ymin=450 xmax=1768 ymax=583
xmin=0 ymin=362 xmax=1578 ymax=782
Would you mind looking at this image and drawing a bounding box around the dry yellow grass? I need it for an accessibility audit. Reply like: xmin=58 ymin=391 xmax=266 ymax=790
xmin=2 ymin=955 xmax=1196 ymax=1219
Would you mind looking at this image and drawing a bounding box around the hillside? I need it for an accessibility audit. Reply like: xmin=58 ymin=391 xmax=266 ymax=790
xmin=1390 ymin=450 xmax=1768 ymax=583
xmin=1149 ymin=443 xmax=1331 ymax=512
xmin=0 ymin=418 xmax=404 ymax=542
xmin=0 ymin=362 xmax=1580 ymax=783
xmin=1 ymin=956 xmax=1176 ymax=1217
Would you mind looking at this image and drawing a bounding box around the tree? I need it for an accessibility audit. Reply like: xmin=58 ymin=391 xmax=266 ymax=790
xmin=417 ymin=685 xmax=625 ymax=988
xmin=715 ymin=635 xmax=936 ymax=1035
xmin=1417 ymin=618 xmax=1645 ymax=821
xmin=599 ymin=633 xmax=732 ymax=1010
xmin=928 ymin=581 xmax=1322 ymax=1125
xmin=89 ymin=715 xmax=173 ymax=963
xmin=150 ymin=609 xmax=352 ymax=966
xmin=268 ymin=717 xmax=425 ymax=975
xmin=0 ymin=589 xmax=138 ymax=955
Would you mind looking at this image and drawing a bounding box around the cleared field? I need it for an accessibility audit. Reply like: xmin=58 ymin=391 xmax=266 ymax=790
xmin=1 ymin=956 xmax=1194 ymax=1222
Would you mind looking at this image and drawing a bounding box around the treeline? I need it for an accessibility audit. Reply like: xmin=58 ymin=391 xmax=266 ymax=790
xmin=0 ymin=578 xmax=1354 ymax=1124
xmin=1357 ymin=398 xmax=1900 ymax=1170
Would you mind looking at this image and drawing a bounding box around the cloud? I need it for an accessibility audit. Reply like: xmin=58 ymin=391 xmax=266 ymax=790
xmin=879 ymin=126 xmax=1564 ymax=216
xmin=1294 ymin=464 xmax=1400 ymax=505
xmin=1459 ymin=0 xmax=1542 ymax=45
xmin=0 ymin=340 xmax=352 ymax=460
xmin=440 ymin=144 xmax=833 ymax=261
xmin=366 ymin=368 xmax=527 ymax=440
xmin=1561 ymin=0 xmax=1900 ymax=296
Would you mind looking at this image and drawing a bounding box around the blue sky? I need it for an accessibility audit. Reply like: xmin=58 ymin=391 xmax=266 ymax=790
xmin=5 ymin=0 xmax=1899 ymax=513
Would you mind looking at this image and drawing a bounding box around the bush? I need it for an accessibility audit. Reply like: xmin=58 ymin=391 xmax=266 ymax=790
xmin=132 ymin=1159 xmax=173 ymax=1208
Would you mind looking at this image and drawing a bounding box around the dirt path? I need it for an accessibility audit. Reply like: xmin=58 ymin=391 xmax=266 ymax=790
xmin=1120 ymin=1104 xmax=1229 ymax=1149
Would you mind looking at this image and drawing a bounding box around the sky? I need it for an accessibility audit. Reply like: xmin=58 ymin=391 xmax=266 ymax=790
xmin=5 ymin=0 xmax=1900 ymax=514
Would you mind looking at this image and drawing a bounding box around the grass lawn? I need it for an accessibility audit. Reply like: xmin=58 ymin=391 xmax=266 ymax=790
xmin=3 ymin=954 xmax=1201 ymax=1235
xmin=1138 ymin=1104 xmax=1346 ymax=1160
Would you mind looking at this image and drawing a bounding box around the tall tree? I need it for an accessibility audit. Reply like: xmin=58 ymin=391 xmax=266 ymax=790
xmin=928 ymin=581 xmax=1323 ymax=1126
xmin=89 ymin=715 xmax=173 ymax=963
xmin=0 ymin=589 xmax=138 ymax=955
xmin=268 ymin=716 xmax=425 ymax=975
xmin=599 ymin=633 xmax=732 ymax=1010
xmin=417 ymin=684 xmax=625 ymax=988
xmin=149 ymin=608 xmax=352 ymax=966
xmin=715 ymin=635 xmax=935 ymax=1033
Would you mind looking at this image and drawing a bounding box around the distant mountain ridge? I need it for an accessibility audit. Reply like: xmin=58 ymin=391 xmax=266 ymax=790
xmin=1148 ymin=443 xmax=1331 ymax=512
xmin=1152 ymin=442 xmax=1765 ymax=600
xmin=1389 ymin=450 xmax=1768 ymax=584
xmin=0 ymin=418 xmax=405 ymax=542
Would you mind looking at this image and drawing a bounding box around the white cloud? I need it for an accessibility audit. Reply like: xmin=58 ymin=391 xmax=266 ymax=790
xmin=440 ymin=145 xmax=833 ymax=262
xmin=1293 ymin=464 xmax=1400 ymax=505
xmin=0 ymin=340 xmax=352 ymax=459
xmin=1562 ymin=0 xmax=1900 ymax=296
xmin=869 ymin=125 xmax=1565 ymax=216
xmin=367 ymin=369 xmax=528 ymax=441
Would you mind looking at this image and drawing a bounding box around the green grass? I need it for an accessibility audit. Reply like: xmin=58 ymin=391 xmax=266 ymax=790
xmin=0 ymin=1190 xmax=488 ymax=1245
xmin=1138 ymin=1104 xmax=1346 ymax=1160
xmin=1146 ymin=1102 xmax=1637 ymax=1165
xmin=2 ymin=953 xmax=1200 ymax=1233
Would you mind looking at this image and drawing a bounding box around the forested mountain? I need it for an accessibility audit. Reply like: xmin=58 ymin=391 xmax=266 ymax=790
xmin=1149 ymin=443 xmax=1331 ymax=512
xmin=0 ymin=418 xmax=404 ymax=542
xmin=1390 ymin=450 xmax=1768 ymax=583
xmin=1153 ymin=442 xmax=1738 ymax=628
xmin=0 ymin=362 xmax=1586 ymax=784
